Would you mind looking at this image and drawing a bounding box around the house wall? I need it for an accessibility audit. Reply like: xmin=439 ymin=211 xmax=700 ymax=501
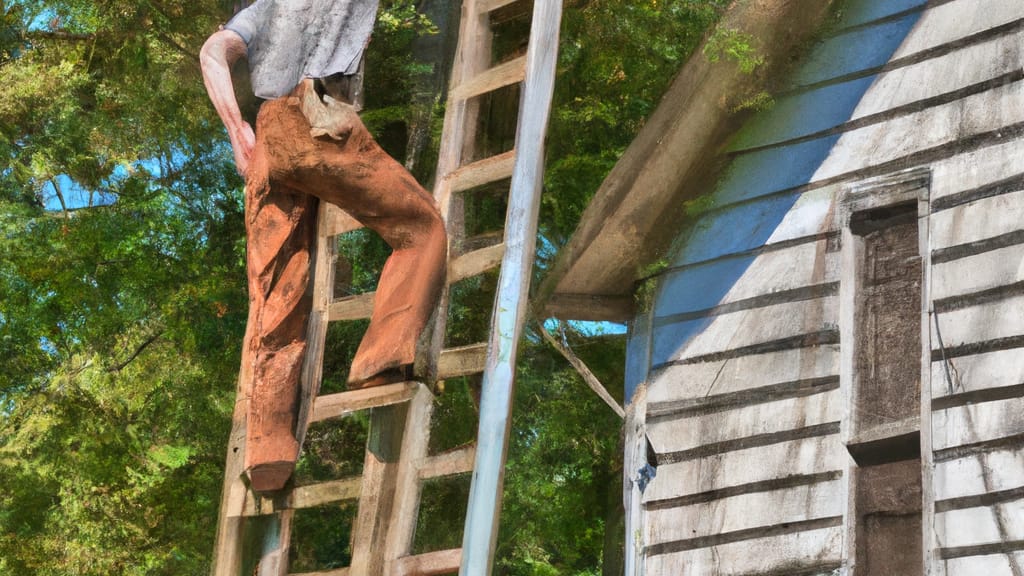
xmin=627 ymin=0 xmax=1024 ymax=573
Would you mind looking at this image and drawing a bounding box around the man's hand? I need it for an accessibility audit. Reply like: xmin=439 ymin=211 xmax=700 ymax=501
xmin=200 ymin=29 xmax=253 ymax=177
xmin=229 ymin=122 xmax=256 ymax=177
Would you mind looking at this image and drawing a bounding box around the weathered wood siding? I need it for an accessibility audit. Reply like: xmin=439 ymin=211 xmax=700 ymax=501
xmin=628 ymin=0 xmax=1024 ymax=573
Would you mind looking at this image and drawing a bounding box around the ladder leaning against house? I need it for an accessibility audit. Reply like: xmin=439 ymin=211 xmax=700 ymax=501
xmin=209 ymin=0 xmax=563 ymax=574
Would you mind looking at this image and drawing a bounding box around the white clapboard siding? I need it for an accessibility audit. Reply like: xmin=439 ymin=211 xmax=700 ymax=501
xmin=648 ymin=345 xmax=838 ymax=405
xmin=931 ymin=294 xmax=1024 ymax=350
xmin=643 ymin=435 xmax=846 ymax=504
xmin=934 ymin=447 xmax=1024 ymax=501
xmin=647 ymin=389 xmax=840 ymax=455
xmin=646 ymin=526 xmax=843 ymax=576
xmin=646 ymin=479 xmax=844 ymax=545
xmin=930 ymin=137 xmax=1024 ymax=202
xmin=853 ymin=30 xmax=1024 ymax=119
xmin=930 ymin=188 xmax=1024 ymax=251
xmin=891 ymin=0 xmax=1024 ymax=61
xmin=656 ymin=239 xmax=837 ymax=320
xmin=932 ymin=397 xmax=1024 ymax=452
xmin=944 ymin=553 xmax=1024 ymax=576
xmin=931 ymin=348 xmax=1024 ymax=400
xmin=813 ymin=81 xmax=1024 ymax=183
xmin=931 ymin=244 xmax=1024 ymax=301
xmin=936 ymin=501 xmax=1024 ymax=549
xmin=763 ymin=186 xmax=840 ymax=245
xmin=661 ymin=296 xmax=836 ymax=363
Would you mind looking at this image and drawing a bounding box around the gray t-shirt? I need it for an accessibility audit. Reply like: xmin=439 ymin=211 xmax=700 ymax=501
xmin=226 ymin=0 xmax=379 ymax=99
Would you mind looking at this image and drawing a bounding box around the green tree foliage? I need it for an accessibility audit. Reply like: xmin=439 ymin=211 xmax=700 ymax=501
xmin=541 ymin=0 xmax=727 ymax=249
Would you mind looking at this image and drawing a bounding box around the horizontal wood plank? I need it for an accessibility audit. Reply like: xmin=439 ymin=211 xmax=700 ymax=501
xmin=647 ymin=345 xmax=838 ymax=406
xmin=814 ymin=80 xmax=1024 ymax=183
xmin=328 ymin=292 xmax=375 ymax=322
xmin=932 ymin=294 xmax=1024 ymax=352
xmin=930 ymin=189 xmax=1024 ymax=252
xmin=944 ymin=553 xmax=1024 ymax=576
xmin=310 ymin=382 xmax=419 ymax=423
xmin=935 ymin=446 xmax=1024 ymax=501
xmin=892 ymin=0 xmax=1023 ymax=62
xmin=290 ymin=568 xmax=350 ymax=576
xmin=930 ymin=136 xmax=1024 ymax=203
xmin=931 ymin=348 xmax=1024 ymax=400
xmin=392 ymin=548 xmax=462 ymax=576
xmin=933 ymin=396 xmax=1024 ymax=451
xmin=653 ymin=296 xmax=837 ymax=365
xmin=450 ymin=55 xmax=526 ymax=102
xmin=321 ymin=204 xmax=364 ymax=237
xmin=448 ymin=244 xmax=505 ymax=285
xmin=438 ymin=343 xmax=487 ymax=379
xmin=646 ymin=526 xmax=843 ymax=576
xmin=936 ymin=500 xmax=1024 ymax=549
xmin=646 ymin=478 xmax=843 ymax=546
xmin=445 ymin=150 xmax=515 ymax=194
xmin=543 ymin=293 xmax=635 ymax=323
xmin=478 ymin=0 xmax=519 ymax=13
xmin=243 ymin=477 xmax=362 ymax=516
xmin=643 ymin=435 xmax=845 ymax=504
xmin=647 ymin=388 xmax=840 ymax=455
xmin=419 ymin=444 xmax=476 ymax=480
xmin=932 ymin=244 xmax=1024 ymax=301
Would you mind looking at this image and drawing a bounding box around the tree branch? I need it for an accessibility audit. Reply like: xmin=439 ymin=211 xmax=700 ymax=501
xmin=107 ymin=330 xmax=164 ymax=373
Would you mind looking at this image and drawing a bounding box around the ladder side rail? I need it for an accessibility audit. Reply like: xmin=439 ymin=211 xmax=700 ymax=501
xmin=459 ymin=0 xmax=563 ymax=573
xmin=425 ymin=0 xmax=493 ymax=383
xmin=261 ymin=199 xmax=339 ymax=576
xmin=212 ymin=240 xmax=261 ymax=576
xmin=382 ymin=385 xmax=437 ymax=567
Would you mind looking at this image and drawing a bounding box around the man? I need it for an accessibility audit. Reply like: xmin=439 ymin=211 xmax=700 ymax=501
xmin=200 ymin=0 xmax=447 ymax=493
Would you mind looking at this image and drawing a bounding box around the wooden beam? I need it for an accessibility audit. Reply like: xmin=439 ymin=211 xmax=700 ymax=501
xmin=478 ymin=0 xmax=519 ymax=13
xmin=392 ymin=548 xmax=463 ymax=576
xmin=328 ymin=292 xmax=375 ymax=322
xmin=543 ymin=293 xmax=635 ymax=323
xmin=437 ymin=343 xmax=488 ymax=379
xmin=449 ymin=55 xmax=526 ymax=102
xmin=320 ymin=204 xmax=363 ymax=237
xmin=419 ymin=444 xmax=476 ymax=480
xmin=348 ymin=404 xmax=408 ymax=574
xmin=538 ymin=322 xmax=624 ymax=419
xmin=383 ymin=386 xmax=436 ymax=567
xmin=448 ymin=244 xmax=506 ymax=284
xmin=445 ymin=150 xmax=516 ymax=193
xmin=242 ymin=477 xmax=363 ymax=516
xmin=310 ymin=382 xmax=419 ymax=423
xmin=289 ymin=568 xmax=350 ymax=576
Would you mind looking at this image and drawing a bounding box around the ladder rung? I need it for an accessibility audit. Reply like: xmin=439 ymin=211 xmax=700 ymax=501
xmin=290 ymin=568 xmax=349 ymax=576
xmin=448 ymin=243 xmax=506 ymax=284
xmin=328 ymin=292 xmax=375 ymax=321
xmin=450 ymin=55 xmax=526 ymax=102
xmin=242 ymin=477 xmax=362 ymax=516
xmin=478 ymin=0 xmax=520 ymax=13
xmin=446 ymin=150 xmax=515 ymax=193
xmin=438 ymin=343 xmax=488 ymax=379
xmin=321 ymin=204 xmax=364 ymax=237
xmin=311 ymin=382 xmax=419 ymax=423
xmin=392 ymin=548 xmax=463 ymax=576
xmin=419 ymin=444 xmax=475 ymax=480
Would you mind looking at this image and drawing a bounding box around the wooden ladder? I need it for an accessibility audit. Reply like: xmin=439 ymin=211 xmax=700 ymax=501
xmin=210 ymin=0 xmax=561 ymax=573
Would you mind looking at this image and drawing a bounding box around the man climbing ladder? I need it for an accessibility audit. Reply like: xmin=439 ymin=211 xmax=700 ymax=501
xmin=200 ymin=0 xmax=447 ymax=494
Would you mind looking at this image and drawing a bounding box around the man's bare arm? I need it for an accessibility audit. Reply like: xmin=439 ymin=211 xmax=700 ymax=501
xmin=200 ymin=29 xmax=255 ymax=177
